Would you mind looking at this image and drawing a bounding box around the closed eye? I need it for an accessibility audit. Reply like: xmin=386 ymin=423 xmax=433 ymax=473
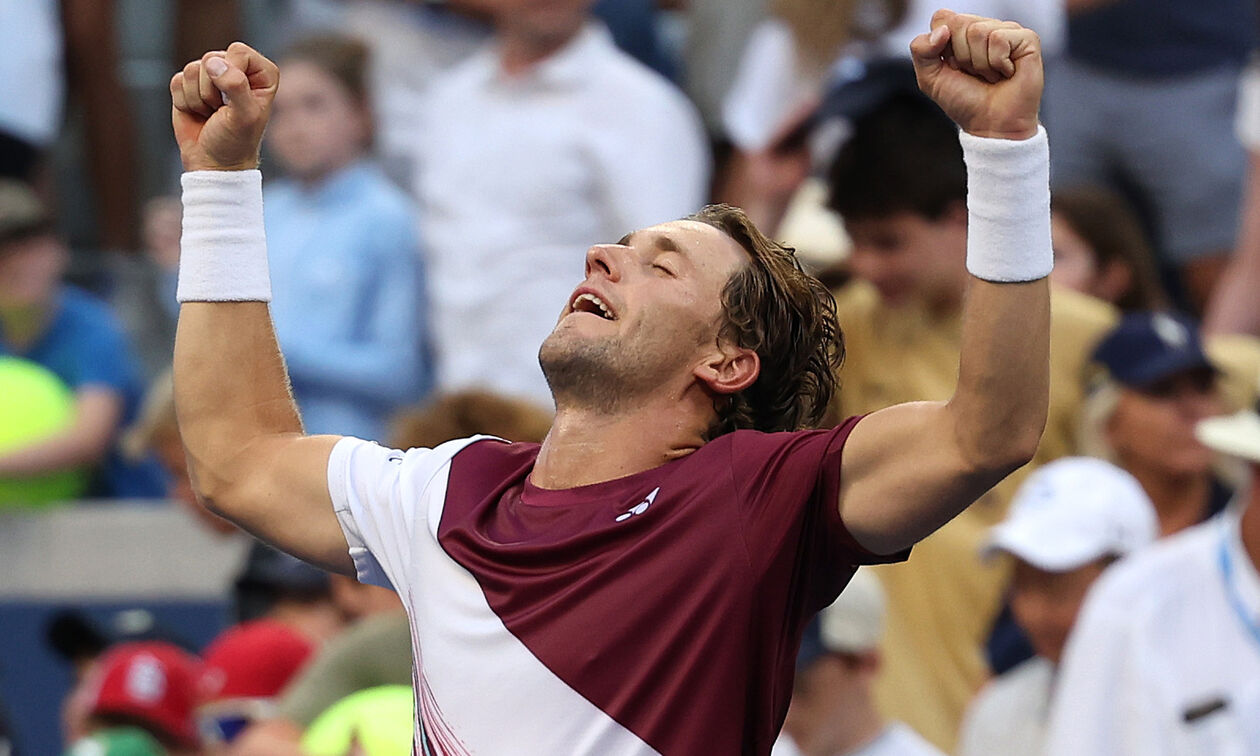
xmin=653 ymin=263 xmax=676 ymax=277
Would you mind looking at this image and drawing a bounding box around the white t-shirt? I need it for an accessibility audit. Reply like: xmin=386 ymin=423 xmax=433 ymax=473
xmin=415 ymin=22 xmax=709 ymax=406
xmin=1045 ymin=513 xmax=1260 ymax=755
xmin=957 ymin=656 xmax=1054 ymax=756
xmin=0 ymin=0 xmax=63 ymax=145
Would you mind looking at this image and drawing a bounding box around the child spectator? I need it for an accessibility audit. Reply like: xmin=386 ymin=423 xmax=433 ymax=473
xmin=0 ymin=180 xmax=165 ymax=499
xmin=958 ymin=458 xmax=1158 ymax=756
xmin=264 ymin=34 xmax=431 ymax=443
xmin=1051 ymin=186 xmax=1168 ymax=312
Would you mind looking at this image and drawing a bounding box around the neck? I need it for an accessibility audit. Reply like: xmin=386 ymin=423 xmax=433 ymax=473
xmin=497 ymin=18 xmax=584 ymax=75
xmin=803 ymin=699 xmax=886 ymax=756
xmin=1242 ymin=468 xmax=1260 ymax=571
xmin=294 ymin=156 xmax=359 ymax=191
xmin=1128 ymin=464 xmax=1211 ymax=536
xmin=532 ymin=391 xmax=712 ymax=489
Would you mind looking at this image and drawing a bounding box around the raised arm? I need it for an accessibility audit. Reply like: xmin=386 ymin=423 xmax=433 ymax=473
xmin=837 ymin=13 xmax=1051 ymax=555
xmin=170 ymin=44 xmax=353 ymax=575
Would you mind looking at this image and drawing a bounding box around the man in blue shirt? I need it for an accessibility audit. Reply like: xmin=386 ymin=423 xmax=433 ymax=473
xmin=0 ymin=180 xmax=164 ymax=499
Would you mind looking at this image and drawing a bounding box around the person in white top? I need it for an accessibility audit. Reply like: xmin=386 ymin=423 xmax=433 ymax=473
xmin=416 ymin=0 xmax=709 ymax=407
xmin=957 ymin=457 xmax=1159 ymax=756
xmin=775 ymin=569 xmax=944 ymax=756
xmin=1044 ymin=398 xmax=1260 ymax=755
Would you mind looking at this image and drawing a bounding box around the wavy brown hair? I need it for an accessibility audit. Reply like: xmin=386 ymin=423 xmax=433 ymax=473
xmin=688 ymin=204 xmax=844 ymax=437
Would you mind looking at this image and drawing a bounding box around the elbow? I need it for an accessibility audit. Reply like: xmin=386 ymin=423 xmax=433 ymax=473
xmin=954 ymin=411 xmax=1046 ymax=480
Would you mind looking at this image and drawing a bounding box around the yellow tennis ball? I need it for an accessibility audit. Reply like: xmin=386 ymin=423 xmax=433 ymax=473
xmin=302 ymin=685 xmax=414 ymax=756
xmin=0 ymin=356 xmax=88 ymax=506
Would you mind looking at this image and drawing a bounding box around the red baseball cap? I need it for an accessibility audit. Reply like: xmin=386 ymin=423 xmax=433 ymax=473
xmin=200 ymin=619 xmax=315 ymax=701
xmin=85 ymin=641 xmax=204 ymax=747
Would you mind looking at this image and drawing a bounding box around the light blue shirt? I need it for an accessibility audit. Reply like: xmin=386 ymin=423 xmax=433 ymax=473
xmin=265 ymin=161 xmax=431 ymax=441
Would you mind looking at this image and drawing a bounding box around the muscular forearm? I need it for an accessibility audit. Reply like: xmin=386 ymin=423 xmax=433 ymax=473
xmin=947 ymin=277 xmax=1050 ymax=472
xmin=173 ymin=302 xmax=302 ymax=505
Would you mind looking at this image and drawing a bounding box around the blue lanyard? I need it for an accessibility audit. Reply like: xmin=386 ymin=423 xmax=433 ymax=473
xmin=1218 ymin=531 xmax=1260 ymax=651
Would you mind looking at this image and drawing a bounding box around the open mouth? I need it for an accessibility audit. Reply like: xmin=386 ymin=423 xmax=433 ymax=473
xmin=571 ymin=292 xmax=616 ymax=321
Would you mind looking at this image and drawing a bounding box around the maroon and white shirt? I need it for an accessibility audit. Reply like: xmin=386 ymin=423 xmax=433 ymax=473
xmin=328 ymin=416 xmax=908 ymax=755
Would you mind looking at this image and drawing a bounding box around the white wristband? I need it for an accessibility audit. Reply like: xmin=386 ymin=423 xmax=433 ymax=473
xmin=177 ymin=169 xmax=272 ymax=302
xmin=959 ymin=126 xmax=1053 ymax=283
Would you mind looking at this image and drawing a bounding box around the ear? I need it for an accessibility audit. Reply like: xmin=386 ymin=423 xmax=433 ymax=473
xmin=694 ymin=341 xmax=760 ymax=396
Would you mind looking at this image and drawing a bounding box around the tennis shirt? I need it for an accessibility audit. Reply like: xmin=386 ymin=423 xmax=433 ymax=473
xmin=1044 ymin=512 xmax=1260 ymax=755
xmin=329 ymin=416 xmax=908 ymax=755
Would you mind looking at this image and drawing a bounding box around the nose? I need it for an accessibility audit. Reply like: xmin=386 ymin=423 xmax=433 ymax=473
xmin=585 ymin=243 xmax=625 ymax=282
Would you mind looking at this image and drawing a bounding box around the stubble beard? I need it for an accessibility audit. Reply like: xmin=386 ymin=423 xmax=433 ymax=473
xmin=538 ymin=329 xmax=666 ymax=416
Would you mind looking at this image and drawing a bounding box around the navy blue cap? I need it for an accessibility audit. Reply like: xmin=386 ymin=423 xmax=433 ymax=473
xmin=1092 ymin=312 xmax=1215 ymax=389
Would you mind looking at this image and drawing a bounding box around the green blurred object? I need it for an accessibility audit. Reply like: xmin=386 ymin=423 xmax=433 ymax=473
xmin=0 ymin=356 xmax=88 ymax=506
xmin=63 ymin=726 xmax=167 ymax=755
xmin=302 ymin=685 xmax=414 ymax=756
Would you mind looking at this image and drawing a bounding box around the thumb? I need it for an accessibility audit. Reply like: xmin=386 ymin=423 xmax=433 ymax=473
xmin=910 ymin=25 xmax=951 ymax=80
xmin=204 ymin=55 xmax=260 ymax=123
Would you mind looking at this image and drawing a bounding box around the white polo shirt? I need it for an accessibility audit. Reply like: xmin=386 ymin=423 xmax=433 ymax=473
xmin=416 ymin=22 xmax=709 ymax=406
xmin=957 ymin=656 xmax=1053 ymax=756
xmin=1044 ymin=512 xmax=1260 ymax=755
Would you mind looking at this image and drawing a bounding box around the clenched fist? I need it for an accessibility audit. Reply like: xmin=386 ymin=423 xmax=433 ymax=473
xmin=910 ymin=10 xmax=1043 ymax=140
xmin=170 ymin=42 xmax=279 ymax=172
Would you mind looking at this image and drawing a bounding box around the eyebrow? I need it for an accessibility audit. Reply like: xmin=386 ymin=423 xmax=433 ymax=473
xmin=619 ymin=231 xmax=684 ymax=255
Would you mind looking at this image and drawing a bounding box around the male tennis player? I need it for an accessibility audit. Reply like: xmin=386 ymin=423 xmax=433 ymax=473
xmin=170 ymin=10 xmax=1050 ymax=754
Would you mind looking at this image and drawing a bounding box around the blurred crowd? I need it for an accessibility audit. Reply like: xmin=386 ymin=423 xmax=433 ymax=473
xmin=1 ymin=0 xmax=1260 ymax=754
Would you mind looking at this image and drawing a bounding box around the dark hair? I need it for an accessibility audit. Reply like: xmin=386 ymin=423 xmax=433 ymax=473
xmin=688 ymin=204 xmax=844 ymax=436
xmin=279 ymin=34 xmax=371 ymax=106
xmin=827 ymin=93 xmax=964 ymax=222
xmin=1051 ymin=186 xmax=1168 ymax=311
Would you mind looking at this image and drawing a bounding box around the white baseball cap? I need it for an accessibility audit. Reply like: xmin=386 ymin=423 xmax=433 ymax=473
xmin=797 ymin=569 xmax=886 ymax=670
xmin=1196 ymin=395 xmax=1260 ymax=465
xmin=983 ymin=457 xmax=1158 ymax=572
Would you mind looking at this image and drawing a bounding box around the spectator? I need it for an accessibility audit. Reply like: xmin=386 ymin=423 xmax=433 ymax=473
xmin=265 ymin=34 xmax=431 ymax=442
xmin=196 ymin=620 xmax=317 ymax=748
xmin=0 ymin=180 xmax=165 ymax=499
xmin=774 ymin=569 xmax=942 ymax=756
xmin=1046 ymin=0 xmax=1256 ymax=311
xmin=823 ymin=84 xmax=1115 ymax=750
xmin=231 ymin=542 xmax=341 ymax=639
xmin=0 ymin=355 xmax=86 ymax=505
xmin=234 ymin=390 xmax=552 ymax=752
xmin=1050 ymin=186 xmax=1168 ymax=311
xmin=1084 ymin=312 xmax=1231 ymax=535
xmin=1044 ymin=392 xmax=1260 ymax=755
xmin=416 ymin=0 xmax=709 ymax=405
xmin=63 ymin=642 xmax=204 ymax=756
xmin=957 ymin=457 xmax=1158 ymax=756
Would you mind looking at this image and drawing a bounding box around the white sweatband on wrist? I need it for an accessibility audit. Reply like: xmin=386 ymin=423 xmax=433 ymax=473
xmin=177 ymin=169 xmax=272 ymax=302
xmin=959 ymin=125 xmax=1053 ymax=283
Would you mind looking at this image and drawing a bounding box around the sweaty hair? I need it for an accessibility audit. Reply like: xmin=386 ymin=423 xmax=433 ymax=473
xmin=688 ymin=204 xmax=844 ymax=437
xmin=827 ymin=93 xmax=964 ymax=222
xmin=1051 ymin=186 xmax=1168 ymax=311
xmin=279 ymin=34 xmax=371 ymax=106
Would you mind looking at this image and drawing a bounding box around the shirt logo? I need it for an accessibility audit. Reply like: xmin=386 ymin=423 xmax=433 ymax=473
xmin=616 ymin=487 xmax=659 ymax=522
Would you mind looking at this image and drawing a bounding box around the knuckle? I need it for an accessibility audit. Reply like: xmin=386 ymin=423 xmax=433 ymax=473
xmin=183 ymin=61 xmax=200 ymax=76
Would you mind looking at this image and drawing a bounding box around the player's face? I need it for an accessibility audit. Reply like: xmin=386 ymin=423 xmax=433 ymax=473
xmin=845 ymin=210 xmax=968 ymax=310
xmin=539 ymin=221 xmax=748 ymax=410
xmin=1009 ymin=558 xmax=1108 ymax=664
xmin=268 ymin=61 xmax=370 ymax=183
xmin=1107 ymin=369 xmax=1222 ymax=479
